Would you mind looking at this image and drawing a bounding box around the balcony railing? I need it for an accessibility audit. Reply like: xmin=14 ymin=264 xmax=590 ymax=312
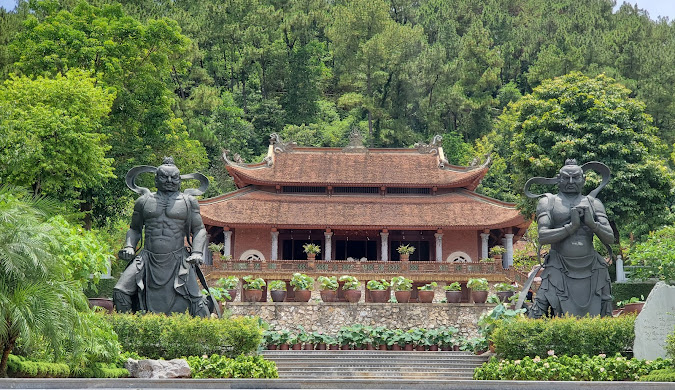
xmin=202 ymin=258 xmax=529 ymax=284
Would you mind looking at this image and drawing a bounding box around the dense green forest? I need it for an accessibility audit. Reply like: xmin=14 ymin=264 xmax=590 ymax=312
xmin=1 ymin=0 xmax=674 ymax=240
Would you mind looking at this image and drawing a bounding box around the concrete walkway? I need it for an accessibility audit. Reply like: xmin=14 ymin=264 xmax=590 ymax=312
xmin=1 ymin=378 xmax=675 ymax=390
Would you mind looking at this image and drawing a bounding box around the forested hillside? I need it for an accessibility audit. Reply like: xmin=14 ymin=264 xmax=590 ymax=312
xmin=1 ymin=0 xmax=674 ymax=238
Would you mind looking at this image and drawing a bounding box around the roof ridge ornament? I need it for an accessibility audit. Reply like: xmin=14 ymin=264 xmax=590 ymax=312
xmin=343 ymin=127 xmax=367 ymax=152
xmin=222 ymin=149 xmax=244 ymax=166
xmin=415 ymin=135 xmax=443 ymax=155
xmin=270 ymin=133 xmax=296 ymax=153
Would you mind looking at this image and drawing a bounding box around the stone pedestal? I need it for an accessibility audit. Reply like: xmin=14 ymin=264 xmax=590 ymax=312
xmin=633 ymin=281 xmax=675 ymax=360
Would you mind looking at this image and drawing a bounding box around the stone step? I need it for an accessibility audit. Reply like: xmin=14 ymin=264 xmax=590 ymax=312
xmin=276 ymin=370 xmax=475 ymax=379
xmin=274 ymin=360 xmax=480 ymax=369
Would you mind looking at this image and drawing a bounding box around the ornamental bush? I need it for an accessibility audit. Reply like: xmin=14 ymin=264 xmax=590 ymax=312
xmin=491 ymin=314 xmax=635 ymax=359
xmin=108 ymin=313 xmax=262 ymax=359
xmin=474 ymin=354 xmax=671 ymax=381
xmin=186 ymin=354 xmax=278 ymax=379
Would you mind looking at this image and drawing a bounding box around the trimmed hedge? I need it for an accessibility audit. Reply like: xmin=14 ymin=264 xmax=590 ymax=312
xmin=640 ymin=368 xmax=675 ymax=382
xmin=186 ymin=354 xmax=278 ymax=378
xmin=491 ymin=315 xmax=635 ymax=360
xmin=108 ymin=312 xmax=262 ymax=359
xmin=7 ymin=355 xmax=70 ymax=378
xmin=611 ymin=282 xmax=655 ymax=306
xmin=474 ymin=354 xmax=672 ymax=381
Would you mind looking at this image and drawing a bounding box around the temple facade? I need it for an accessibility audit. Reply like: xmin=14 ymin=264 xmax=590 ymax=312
xmin=199 ymin=133 xmax=529 ymax=272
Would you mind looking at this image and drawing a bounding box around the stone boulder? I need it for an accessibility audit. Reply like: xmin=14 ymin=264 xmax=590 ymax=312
xmin=125 ymin=358 xmax=192 ymax=379
xmin=633 ymin=281 xmax=675 ymax=360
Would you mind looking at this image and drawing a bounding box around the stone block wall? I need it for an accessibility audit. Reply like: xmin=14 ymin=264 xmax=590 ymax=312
xmin=226 ymin=302 xmax=495 ymax=338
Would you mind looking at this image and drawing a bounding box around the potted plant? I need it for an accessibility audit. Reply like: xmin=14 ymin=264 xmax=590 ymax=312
xmin=366 ymin=279 xmax=390 ymax=303
xmin=443 ymin=281 xmax=463 ymax=303
xmin=268 ymin=280 xmax=287 ymax=302
xmin=277 ymin=329 xmax=292 ymax=350
xmin=397 ymin=244 xmax=415 ymax=261
xmin=489 ymin=246 xmax=506 ymax=261
xmin=494 ymin=282 xmax=517 ymax=303
xmin=215 ymin=276 xmax=239 ymax=302
xmin=417 ymin=282 xmax=437 ymax=303
xmin=200 ymin=286 xmax=231 ymax=312
xmin=391 ymin=275 xmax=413 ymax=303
xmin=325 ymin=334 xmax=339 ymax=350
xmin=302 ymin=243 xmax=321 ymax=260
xmin=317 ymin=275 xmax=339 ymax=302
xmin=290 ymin=272 xmax=314 ymax=302
xmin=467 ymin=277 xmax=489 ymax=303
xmin=617 ymin=295 xmax=645 ymax=314
xmin=242 ymin=275 xmax=266 ymax=302
xmin=339 ymin=275 xmax=361 ymax=302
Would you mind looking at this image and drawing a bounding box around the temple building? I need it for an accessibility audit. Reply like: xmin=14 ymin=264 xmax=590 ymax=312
xmin=199 ymin=133 xmax=529 ymax=272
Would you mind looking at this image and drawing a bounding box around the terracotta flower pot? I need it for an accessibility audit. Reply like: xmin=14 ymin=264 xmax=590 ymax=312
xmin=416 ymin=345 xmax=425 ymax=351
xmin=366 ymin=343 xmax=375 ymax=350
xmin=496 ymin=291 xmax=514 ymax=303
xmin=292 ymin=343 xmax=302 ymax=350
xmin=400 ymin=253 xmax=410 ymax=261
xmin=225 ymin=289 xmax=237 ymax=302
xmin=320 ymin=290 xmax=338 ymax=302
xmin=341 ymin=344 xmax=350 ymax=350
xmin=379 ymin=344 xmax=387 ymax=350
xmin=344 ymin=289 xmax=362 ymax=303
xmin=392 ymin=344 xmax=402 ymax=351
xmin=369 ymin=290 xmax=389 ymax=303
xmin=418 ymin=290 xmax=434 ymax=303
xmin=88 ymin=298 xmax=114 ymax=314
xmin=267 ymin=344 xmax=277 ymax=350
xmin=279 ymin=343 xmax=289 ymax=350
xmin=270 ymin=290 xmax=287 ymax=302
xmin=294 ymin=289 xmax=312 ymax=302
xmin=445 ymin=290 xmax=462 ymax=303
xmin=317 ymin=343 xmax=326 ymax=350
xmin=329 ymin=345 xmax=339 ymax=350
xmin=429 ymin=345 xmax=439 ymax=351
xmin=304 ymin=343 xmax=314 ymax=350
xmin=623 ymin=302 xmax=644 ymax=314
xmin=243 ymin=289 xmax=263 ymax=302
xmin=404 ymin=344 xmax=414 ymax=351
xmin=395 ymin=290 xmax=412 ymax=303
xmin=471 ymin=290 xmax=488 ymax=303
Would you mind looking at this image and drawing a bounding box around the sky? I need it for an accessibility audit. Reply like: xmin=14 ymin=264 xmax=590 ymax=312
xmin=0 ymin=0 xmax=674 ymax=20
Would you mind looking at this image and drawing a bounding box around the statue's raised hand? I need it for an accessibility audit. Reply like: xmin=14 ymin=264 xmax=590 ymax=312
xmin=119 ymin=246 xmax=135 ymax=261
xmin=570 ymin=207 xmax=581 ymax=228
xmin=186 ymin=252 xmax=203 ymax=265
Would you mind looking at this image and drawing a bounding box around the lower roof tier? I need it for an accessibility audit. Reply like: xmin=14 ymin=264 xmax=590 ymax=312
xmin=199 ymin=187 xmax=528 ymax=230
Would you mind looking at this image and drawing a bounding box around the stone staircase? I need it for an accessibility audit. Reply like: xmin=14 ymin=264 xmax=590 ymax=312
xmin=261 ymin=350 xmax=489 ymax=380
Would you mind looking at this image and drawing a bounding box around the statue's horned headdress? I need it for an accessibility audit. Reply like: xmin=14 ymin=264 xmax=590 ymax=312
xmin=125 ymin=157 xmax=209 ymax=196
xmin=524 ymin=160 xmax=610 ymax=199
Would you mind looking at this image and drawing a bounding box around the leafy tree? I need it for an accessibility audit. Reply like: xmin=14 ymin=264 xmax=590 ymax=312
xmin=508 ymin=72 xmax=674 ymax=238
xmin=627 ymin=225 xmax=675 ymax=283
xmin=7 ymin=1 xmax=207 ymax=224
xmin=0 ymin=71 xmax=115 ymax=204
xmin=0 ymin=186 xmax=119 ymax=376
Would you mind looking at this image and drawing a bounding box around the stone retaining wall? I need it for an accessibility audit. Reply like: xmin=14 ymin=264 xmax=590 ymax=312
xmin=226 ymin=302 xmax=495 ymax=338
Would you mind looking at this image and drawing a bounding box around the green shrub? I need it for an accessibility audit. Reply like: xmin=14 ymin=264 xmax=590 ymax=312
xmin=640 ymin=368 xmax=675 ymax=382
xmin=186 ymin=354 xmax=278 ymax=378
xmin=474 ymin=353 xmax=672 ymax=381
xmin=611 ymin=282 xmax=655 ymax=306
xmin=666 ymin=328 xmax=675 ymax=359
xmin=74 ymin=363 xmax=129 ymax=378
xmin=108 ymin=312 xmax=262 ymax=359
xmin=7 ymin=355 xmax=70 ymax=378
xmin=491 ymin=314 xmax=635 ymax=359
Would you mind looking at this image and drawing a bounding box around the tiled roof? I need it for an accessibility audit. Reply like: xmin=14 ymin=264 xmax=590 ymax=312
xmin=199 ymin=188 xmax=527 ymax=230
xmin=226 ymin=148 xmax=488 ymax=189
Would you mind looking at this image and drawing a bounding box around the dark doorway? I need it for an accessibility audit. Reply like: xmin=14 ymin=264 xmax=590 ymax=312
xmin=335 ymin=240 xmax=377 ymax=260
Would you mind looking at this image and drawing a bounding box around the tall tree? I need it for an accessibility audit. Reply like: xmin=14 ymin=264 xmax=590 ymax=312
xmin=508 ymin=72 xmax=674 ymax=238
xmin=0 ymin=71 xmax=115 ymax=205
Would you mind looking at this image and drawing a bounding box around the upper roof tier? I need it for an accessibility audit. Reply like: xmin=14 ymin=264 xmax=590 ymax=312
xmin=224 ymin=133 xmax=490 ymax=190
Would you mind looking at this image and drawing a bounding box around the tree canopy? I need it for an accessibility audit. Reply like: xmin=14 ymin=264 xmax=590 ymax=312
xmin=508 ymin=72 xmax=674 ymax=238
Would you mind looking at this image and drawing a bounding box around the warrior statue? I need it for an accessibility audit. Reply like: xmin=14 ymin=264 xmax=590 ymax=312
xmin=113 ymin=157 xmax=215 ymax=317
xmin=522 ymin=159 xmax=615 ymax=318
